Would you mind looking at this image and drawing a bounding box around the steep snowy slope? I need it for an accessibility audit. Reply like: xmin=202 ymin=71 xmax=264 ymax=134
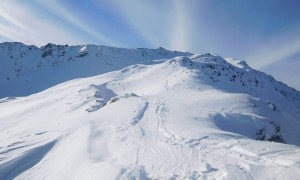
xmin=0 ymin=42 xmax=191 ymax=98
xmin=0 ymin=54 xmax=300 ymax=179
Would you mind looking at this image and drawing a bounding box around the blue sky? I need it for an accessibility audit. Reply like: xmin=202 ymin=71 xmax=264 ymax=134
xmin=0 ymin=0 xmax=300 ymax=90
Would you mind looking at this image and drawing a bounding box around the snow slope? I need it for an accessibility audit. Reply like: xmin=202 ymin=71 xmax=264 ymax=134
xmin=0 ymin=42 xmax=191 ymax=98
xmin=1 ymin=52 xmax=300 ymax=179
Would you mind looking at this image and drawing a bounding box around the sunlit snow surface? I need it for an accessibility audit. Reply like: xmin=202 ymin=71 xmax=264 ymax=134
xmin=1 ymin=46 xmax=300 ymax=179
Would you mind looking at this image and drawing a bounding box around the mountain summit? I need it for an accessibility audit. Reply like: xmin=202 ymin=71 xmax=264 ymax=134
xmin=0 ymin=43 xmax=300 ymax=179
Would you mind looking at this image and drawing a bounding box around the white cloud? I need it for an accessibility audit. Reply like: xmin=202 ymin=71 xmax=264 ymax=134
xmin=0 ymin=23 xmax=34 ymax=43
xmin=0 ymin=0 xmax=121 ymax=46
xmin=34 ymin=0 xmax=118 ymax=46
xmin=0 ymin=0 xmax=84 ymax=46
xmin=246 ymin=28 xmax=300 ymax=69
xmin=109 ymin=0 xmax=199 ymax=52
xmin=109 ymin=0 xmax=173 ymax=48
xmin=0 ymin=0 xmax=198 ymax=51
xmin=169 ymin=1 xmax=192 ymax=51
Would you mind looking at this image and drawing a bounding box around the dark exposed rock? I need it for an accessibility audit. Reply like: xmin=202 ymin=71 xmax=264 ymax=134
xmin=42 ymin=49 xmax=53 ymax=58
xmin=256 ymin=121 xmax=286 ymax=144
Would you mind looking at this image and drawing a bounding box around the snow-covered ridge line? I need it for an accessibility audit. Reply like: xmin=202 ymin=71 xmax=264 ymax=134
xmin=1 ymin=42 xmax=299 ymax=99
xmin=172 ymin=55 xmax=300 ymax=106
xmin=0 ymin=42 xmax=192 ymax=98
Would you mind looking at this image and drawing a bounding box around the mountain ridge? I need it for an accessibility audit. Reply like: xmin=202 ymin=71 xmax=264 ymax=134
xmin=0 ymin=42 xmax=192 ymax=98
xmin=1 ymin=42 xmax=299 ymax=98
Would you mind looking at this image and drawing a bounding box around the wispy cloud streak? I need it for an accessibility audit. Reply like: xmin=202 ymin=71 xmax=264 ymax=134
xmin=34 ymin=0 xmax=117 ymax=46
xmin=0 ymin=0 xmax=83 ymax=45
xmin=169 ymin=1 xmax=192 ymax=51
xmin=109 ymin=0 xmax=173 ymax=48
xmin=109 ymin=0 xmax=195 ymax=51
xmin=246 ymin=29 xmax=300 ymax=69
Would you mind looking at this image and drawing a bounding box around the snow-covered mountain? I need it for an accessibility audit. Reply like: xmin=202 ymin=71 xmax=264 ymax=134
xmin=0 ymin=42 xmax=191 ymax=98
xmin=0 ymin=42 xmax=300 ymax=179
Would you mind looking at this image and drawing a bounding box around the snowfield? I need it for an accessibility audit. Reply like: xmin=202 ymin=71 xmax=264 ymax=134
xmin=0 ymin=43 xmax=300 ymax=179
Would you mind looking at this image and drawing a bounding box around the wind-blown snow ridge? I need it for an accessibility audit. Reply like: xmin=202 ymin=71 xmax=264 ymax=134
xmin=0 ymin=43 xmax=300 ymax=179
